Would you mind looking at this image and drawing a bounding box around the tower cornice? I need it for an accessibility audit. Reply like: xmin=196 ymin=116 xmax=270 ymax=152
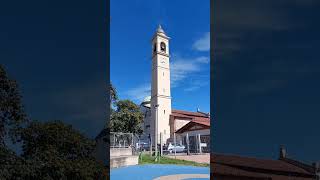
xmin=151 ymin=95 xmax=172 ymax=99
xmin=151 ymin=33 xmax=170 ymax=42
xmin=152 ymin=51 xmax=170 ymax=58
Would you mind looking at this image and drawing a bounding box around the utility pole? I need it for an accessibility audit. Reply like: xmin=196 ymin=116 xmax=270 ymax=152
xmin=154 ymin=104 xmax=159 ymax=161
xmin=160 ymin=132 xmax=163 ymax=157
xmin=186 ymin=133 xmax=190 ymax=155
xmin=174 ymin=133 xmax=176 ymax=159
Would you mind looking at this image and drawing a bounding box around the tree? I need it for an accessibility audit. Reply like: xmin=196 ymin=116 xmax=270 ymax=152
xmin=0 ymin=65 xmax=107 ymax=179
xmin=110 ymin=83 xmax=118 ymax=104
xmin=110 ymin=100 xmax=143 ymax=134
xmin=20 ymin=120 xmax=106 ymax=180
xmin=0 ymin=65 xmax=27 ymax=146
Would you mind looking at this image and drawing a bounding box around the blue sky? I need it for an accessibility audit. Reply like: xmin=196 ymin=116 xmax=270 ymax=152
xmin=110 ymin=0 xmax=210 ymax=113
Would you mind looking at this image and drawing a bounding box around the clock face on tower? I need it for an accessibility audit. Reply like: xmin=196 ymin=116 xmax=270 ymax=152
xmin=160 ymin=42 xmax=166 ymax=52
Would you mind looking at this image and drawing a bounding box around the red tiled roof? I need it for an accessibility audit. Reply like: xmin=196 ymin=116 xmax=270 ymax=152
xmin=212 ymin=163 xmax=314 ymax=180
xmin=172 ymin=109 xmax=210 ymax=133
xmin=171 ymin=112 xmax=194 ymax=119
xmin=211 ymin=153 xmax=315 ymax=180
xmin=212 ymin=163 xmax=270 ymax=179
xmin=192 ymin=119 xmax=210 ymax=126
xmin=172 ymin=109 xmax=209 ymax=118
xmin=175 ymin=120 xmax=210 ymax=133
xmin=193 ymin=116 xmax=210 ymax=123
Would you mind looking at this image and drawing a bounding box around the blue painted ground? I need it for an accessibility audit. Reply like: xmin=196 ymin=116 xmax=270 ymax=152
xmin=111 ymin=164 xmax=209 ymax=180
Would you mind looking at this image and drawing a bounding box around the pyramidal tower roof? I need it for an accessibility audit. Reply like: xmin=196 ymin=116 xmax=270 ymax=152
xmin=153 ymin=24 xmax=169 ymax=40
xmin=157 ymin=24 xmax=165 ymax=33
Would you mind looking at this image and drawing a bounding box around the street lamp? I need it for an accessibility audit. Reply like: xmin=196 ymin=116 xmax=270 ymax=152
xmin=154 ymin=104 xmax=159 ymax=161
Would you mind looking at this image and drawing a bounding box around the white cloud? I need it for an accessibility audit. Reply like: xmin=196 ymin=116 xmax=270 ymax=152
xmin=195 ymin=56 xmax=210 ymax=64
xmin=192 ymin=32 xmax=210 ymax=51
xmin=184 ymin=86 xmax=199 ymax=92
xmin=184 ymin=81 xmax=209 ymax=92
xmin=170 ymin=55 xmax=204 ymax=86
xmin=125 ymin=84 xmax=150 ymax=102
xmin=125 ymin=54 xmax=209 ymax=102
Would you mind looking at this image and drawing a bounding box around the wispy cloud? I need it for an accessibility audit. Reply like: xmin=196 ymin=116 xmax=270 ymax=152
xmin=195 ymin=56 xmax=210 ymax=64
xmin=170 ymin=54 xmax=208 ymax=86
xmin=124 ymin=54 xmax=209 ymax=102
xmin=125 ymin=84 xmax=150 ymax=102
xmin=184 ymin=80 xmax=209 ymax=92
xmin=124 ymin=32 xmax=211 ymax=102
xmin=192 ymin=32 xmax=210 ymax=51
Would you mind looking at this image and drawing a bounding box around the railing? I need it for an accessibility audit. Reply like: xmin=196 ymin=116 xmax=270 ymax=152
xmin=110 ymin=132 xmax=210 ymax=157
xmin=110 ymin=132 xmax=135 ymax=148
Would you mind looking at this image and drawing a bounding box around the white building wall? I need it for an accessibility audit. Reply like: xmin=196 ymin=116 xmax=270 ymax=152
xmin=181 ymin=129 xmax=210 ymax=137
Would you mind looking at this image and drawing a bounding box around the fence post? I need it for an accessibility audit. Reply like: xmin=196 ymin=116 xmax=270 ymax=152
xmin=186 ymin=133 xmax=190 ymax=155
xmin=131 ymin=133 xmax=134 ymax=147
xmin=174 ymin=133 xmax=176 ymax=159
xmin=113 ymin=133 xmax=115 ymax=149
xmin=160 ymin=133 xmax=163 ymax=157
xmin=198 ymin=134 xmax=202 ymax=154
xmin=150 ymin=136 xmax=152 ymax=156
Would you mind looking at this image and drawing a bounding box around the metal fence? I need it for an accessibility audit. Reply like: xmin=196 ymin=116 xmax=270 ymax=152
xmin=110 ymin=132 xmax=135 ymax=148
xmin=148 ymin=132 xmax=210 ymax=156
xmin=109 ymin=132 xmax=210 ymax=157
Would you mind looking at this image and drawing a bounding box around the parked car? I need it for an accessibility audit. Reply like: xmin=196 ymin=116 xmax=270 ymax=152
xmin=136 ymin=142 xmax=150 ymax=151
xmin=167 ymin=143 xmax=185 ymax=153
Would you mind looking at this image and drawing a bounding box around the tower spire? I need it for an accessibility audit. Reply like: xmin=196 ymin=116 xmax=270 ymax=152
xmin=157 ymin=24 xmax=165 ymax=34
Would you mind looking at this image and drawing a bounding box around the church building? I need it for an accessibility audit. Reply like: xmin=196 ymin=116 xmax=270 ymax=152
xmin=139 ymin=25 xmax=210 ymax=150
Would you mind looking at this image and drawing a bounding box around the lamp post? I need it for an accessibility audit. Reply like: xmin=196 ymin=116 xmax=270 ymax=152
xmin=154 ymin=104 xmax=159 ymax=161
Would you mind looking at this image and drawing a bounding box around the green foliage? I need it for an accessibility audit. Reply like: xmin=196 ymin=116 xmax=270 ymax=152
xmin=138 ymin=153 xmax=209 ymax=167
xmin=0 ymin=65 xmax=107 ymax=179
xmin=0 ymin=65 xmax=27 ymax=145
xmin=110 ymin=100 xmax=143 ymax=134
xmin=21 ymin=121 xmax=95 ymax=159
xmin=110 ymin=83 xmax=118 ymax=105
xmin=19 ymin=121 xmax=106 ymax=180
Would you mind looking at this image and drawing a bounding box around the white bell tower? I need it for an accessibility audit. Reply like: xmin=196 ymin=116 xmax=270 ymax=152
xmin=150 ymin=25 xmax=172 ymax=146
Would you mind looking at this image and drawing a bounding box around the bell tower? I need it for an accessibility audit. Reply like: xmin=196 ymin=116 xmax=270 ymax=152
xmin=150 ymin=25 xmax=172 ymax=145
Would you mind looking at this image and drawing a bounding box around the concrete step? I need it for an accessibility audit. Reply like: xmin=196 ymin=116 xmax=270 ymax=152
xmin=110 ymin=148 xmax=133 ymax=157
xmin=110 ymin=155 xmax=139 ymax=168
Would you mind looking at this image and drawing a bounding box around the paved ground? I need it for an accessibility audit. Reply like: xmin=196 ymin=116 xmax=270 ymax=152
xmin=165 ymin=153 xmax=210 ymax=164
xmin=110 ymin=164 xmax=209 ymax=180
xmin=153 ymin=174 xmax=209 ymax=180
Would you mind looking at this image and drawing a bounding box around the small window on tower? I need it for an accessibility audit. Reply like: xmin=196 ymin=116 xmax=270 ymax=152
xmin=163 ymin=72 xmax=164 ymax=76
xmin=164 ymin=110 xmax=165 ymax=114
xmin=153 ymin=43 xmax=157 ymax=53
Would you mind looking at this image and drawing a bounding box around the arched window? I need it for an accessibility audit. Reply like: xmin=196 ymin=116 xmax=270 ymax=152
xmin=160 ymin=42 xmax=166 ymax=52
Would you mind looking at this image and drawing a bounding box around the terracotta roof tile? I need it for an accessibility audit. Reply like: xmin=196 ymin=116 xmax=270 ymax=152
xmin=192 ymin=119 xmax=210 ymax=126
xmin=172 ymin=109 xmax=209 ymax=118
xmin=212 ymin=163 xmax=314 ymax=180
xmin=211 ymin=153 xmax=315 ymax=180
xmin=175 ymin=120 xmax=210 ymax=133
